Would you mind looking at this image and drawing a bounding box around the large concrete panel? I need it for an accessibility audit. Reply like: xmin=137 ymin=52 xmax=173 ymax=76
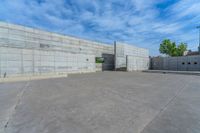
xmin=127 ymin=56 xmax=149 ymax=71
xmin=177 ymin=56 xmax=188 ymax=71
xmin=168 ymin=57 xmax=178 ymax=71
xmin=115 ymin=42 xmax=149 ymax=71
xmin=0 ymin=21 xmax=114 ymax=77
xmin=0 ymin=47 xmax=95 ymax=77
xmin=187 ymin=56 xmax=200 ymax=71
xmin=0 ymin=21 xmax=114 ymax=57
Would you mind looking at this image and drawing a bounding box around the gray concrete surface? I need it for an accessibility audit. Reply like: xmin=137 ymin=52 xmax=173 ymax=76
xmin=114 ymin=42 xmax=149 ymax=71
xmin=0 ymin=72 xmax=200 ymax=133
xmin=151 ymin=56 xmax=200 ymax=71
xmin=1 ymin=21 xmax=149 ymax=78
xmin=0 ymin=21 xmax=114 ymax=77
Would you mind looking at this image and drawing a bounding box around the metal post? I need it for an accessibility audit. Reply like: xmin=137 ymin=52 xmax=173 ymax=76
xmin=114 ymin=41 xmax=117 ymax=71
xmin=0 ymin=48 xmax=1 ymax=78
xmin=197 ymin=26 xmax=200 ymax=53
xmin=54 ymin=51 xmax=56 ymax=73
xmin=199 ymin=28 xmax=200 ymax=53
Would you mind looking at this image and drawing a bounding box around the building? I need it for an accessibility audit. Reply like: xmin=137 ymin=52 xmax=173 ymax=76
xmin=0 ymin=21 xmax=149 ymax=78
xmin=183 ymin=50 xmax=200 ymax=56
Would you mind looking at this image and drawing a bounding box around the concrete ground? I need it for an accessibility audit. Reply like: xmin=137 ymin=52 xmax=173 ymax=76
xmin=0 ymin=72 xmax=200 ymax=133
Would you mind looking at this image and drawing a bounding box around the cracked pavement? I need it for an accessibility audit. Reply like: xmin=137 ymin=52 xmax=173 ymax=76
xmin=0 ymin=72 xmax=200 ymax=133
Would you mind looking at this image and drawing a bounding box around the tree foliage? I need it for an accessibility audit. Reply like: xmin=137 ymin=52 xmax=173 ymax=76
xmin=159 ymin=39 xmax=187 ymax=56
xmin=95 ymin=57 xmax=104 ymax=63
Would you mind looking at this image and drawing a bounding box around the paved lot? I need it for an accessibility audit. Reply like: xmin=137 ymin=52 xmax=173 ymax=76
xmin=0 ymin=72 xmax=200 ymax=133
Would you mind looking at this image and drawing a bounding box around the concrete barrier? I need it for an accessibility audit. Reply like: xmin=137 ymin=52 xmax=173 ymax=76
xmin=151 ymin=56 xmax=200 ymax=71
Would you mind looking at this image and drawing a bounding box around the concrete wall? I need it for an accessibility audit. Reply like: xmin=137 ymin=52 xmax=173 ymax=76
xmin=127 ymin=56 xmax=149 ymax=71
xmin=0 ymin=22 xmax=114 ymax=56
xmin=0 ymin=22 xmax=114 ymax=77
xmin=0 ymin=21 xmax=150 ymax=78
xmin=0 ymin=47 xmax=95 ymax=78
xmin=114 ymin=42 xmax=149 ymax=71
xmin=151 ymin=56 xmax=200 ymax=71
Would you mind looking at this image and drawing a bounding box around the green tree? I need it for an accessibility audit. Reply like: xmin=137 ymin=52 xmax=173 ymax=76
xmin=176 ymin=43 xmax=187 ymax=56
xmin=159 ymin=39 xmax=187 ymax=56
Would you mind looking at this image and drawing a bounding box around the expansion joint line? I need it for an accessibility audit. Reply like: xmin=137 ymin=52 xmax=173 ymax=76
xmin=4 ymin=81 xmax=30 ymax=132
xmin=140 ymin=81 xmax=189 ymax=133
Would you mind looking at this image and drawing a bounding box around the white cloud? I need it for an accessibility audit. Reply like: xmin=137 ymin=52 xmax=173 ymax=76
xmin=170 ymin=0 xmax=200 ymax=18
xmin=0 ymin=0 xmax=200 ymax=55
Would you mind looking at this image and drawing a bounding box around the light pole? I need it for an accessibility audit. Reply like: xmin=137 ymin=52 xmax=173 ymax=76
xmin=197 ymin=26 xmax=200 ymax=53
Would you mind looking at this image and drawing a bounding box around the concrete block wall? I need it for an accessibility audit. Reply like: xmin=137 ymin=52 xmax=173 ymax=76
xmin=0 ymin=22 xmax=113 ymax=77
xmin=0 ymin=21 xmax=150 ymax=77
xmin=127 ymin=56 xmax=149 ymax=71
xmin=150 ymin=57 xmax=163 ymax=70
xmin=151 ymin=56 xmax=200 ymax=71
xmin=0 ymin=47 xmax=95 ymax=78
xmin=0 ymin=22 xmax=114 ymax=56
xmin=95 ymin=64 xmax=103 ymax=72
xmin=115 ymin=42 xmax=149 ymax=71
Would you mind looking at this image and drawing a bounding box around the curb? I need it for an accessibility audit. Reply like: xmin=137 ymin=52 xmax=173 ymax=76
xmin=143 ymin=70 xmax=200 ymax=76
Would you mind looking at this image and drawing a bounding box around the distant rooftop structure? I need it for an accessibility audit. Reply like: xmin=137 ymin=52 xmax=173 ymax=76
xmin=183 ymin=50 xmax=200 ymax=56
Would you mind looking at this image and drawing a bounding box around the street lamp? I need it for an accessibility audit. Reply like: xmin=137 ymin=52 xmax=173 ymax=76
xmin=197 ymin=26 xmax=200 ymax=53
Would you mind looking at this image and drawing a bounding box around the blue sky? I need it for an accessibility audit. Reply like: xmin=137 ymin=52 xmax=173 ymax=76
xmin=0 ymin=0 xmax=200 ymax=55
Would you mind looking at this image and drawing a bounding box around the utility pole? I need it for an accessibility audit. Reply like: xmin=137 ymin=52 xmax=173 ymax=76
xmin=197 ymin=25 xmax=200 ymax=53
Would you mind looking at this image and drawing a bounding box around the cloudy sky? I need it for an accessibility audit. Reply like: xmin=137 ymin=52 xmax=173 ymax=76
xmin=0 ymin=0 xmax=200 ymax=55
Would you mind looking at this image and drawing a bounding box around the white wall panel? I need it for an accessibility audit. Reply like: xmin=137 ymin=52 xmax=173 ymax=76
xmin=115 ymin=42 xmax=149 ymax=71
xmin=0 ymin=47 xmax=96 ymax=77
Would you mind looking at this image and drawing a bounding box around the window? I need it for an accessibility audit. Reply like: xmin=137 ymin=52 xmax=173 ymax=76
xmin=188 ymin=62 xmax=191 ymax=65
xmin=182 ymin=62 xmax=185 ymax=65
xmin=194 ymin=62 xmax=198 ymax=65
